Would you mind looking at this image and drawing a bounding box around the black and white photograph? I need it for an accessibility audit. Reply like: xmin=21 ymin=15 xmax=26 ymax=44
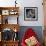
xmin=24 ymin=7 xmax=38 ymax=21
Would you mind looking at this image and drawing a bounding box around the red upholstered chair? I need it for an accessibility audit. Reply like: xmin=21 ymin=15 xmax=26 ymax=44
xmin=21 ymin=28 xmax=41 ymax=46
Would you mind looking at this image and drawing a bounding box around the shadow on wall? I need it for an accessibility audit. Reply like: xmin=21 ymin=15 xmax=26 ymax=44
xmin=18 ymin=26 xmax=44 ymax=44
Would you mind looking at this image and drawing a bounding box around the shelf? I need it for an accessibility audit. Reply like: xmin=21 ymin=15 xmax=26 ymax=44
xmin=0 ymin=7 xmax=19 ymax=9
xmin=0 ymin=7 xmax=19 ymax=24
xmin=0 ymin=7 xmax=19 ymax=15
xmin=1 ymin=40 xmax=19 ymax=46
xmin=2 ymin=40 xmax=19 ymax=43
xmin=0 ymin=24 xmax=19 ymax=32
xmin=0 ymin=7 xmax=19 ymax=46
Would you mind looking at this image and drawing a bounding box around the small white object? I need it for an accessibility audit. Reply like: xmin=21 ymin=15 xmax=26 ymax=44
xmin=14 ymin=12 xmax=17 ymax=14
xmin=10 ymin=12 xmax=14 ymax=14
xmin=14 ymin=29 xmax=17 ymax=32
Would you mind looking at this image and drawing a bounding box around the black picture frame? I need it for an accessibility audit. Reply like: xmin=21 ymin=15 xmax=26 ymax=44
xmin=24 ymin=7 xmax=38 ymax=21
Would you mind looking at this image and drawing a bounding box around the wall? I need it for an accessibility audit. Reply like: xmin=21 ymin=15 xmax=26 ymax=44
xmin=0 ymin=0 xmax=44 ymax=26
xmin=43 ymin=0 xmax=46 ymax=45
xmin=18 ymin=0 xmax=44 ymax=26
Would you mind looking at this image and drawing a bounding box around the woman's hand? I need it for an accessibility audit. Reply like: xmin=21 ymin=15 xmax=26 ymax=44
xmin=25 ymin=36 xmax=38 ymax=46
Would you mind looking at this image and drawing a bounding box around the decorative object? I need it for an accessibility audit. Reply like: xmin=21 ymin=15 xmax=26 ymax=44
xmin=2 ymin=10 xmax=9 ymax=15
xmin=2 ymin=28 xmax=13 ymax=41
xmin=2 ymin=16 xmax=8 ymax=24
xmin=13 ymin=32 xmax=18 ymax=41
xmin=14 ymin=28 xmax=17 ymax=32
xmin=15 ymin=0 xmax=17 ymax=7
xmin=5 ymin=18 xmax=8 ymax=24
xmin=24 ymin=7 xmax=38 ymax=21
xmin=9 ymin=10 xmax=18 ymax=15
xmin=0 ymin=7 xmax=19 ymax=46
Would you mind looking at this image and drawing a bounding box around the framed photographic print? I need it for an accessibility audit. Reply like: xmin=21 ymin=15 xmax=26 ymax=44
xmin=24 ymin=7 xmax=38 ymax=21
xmin=2 ymin=10 xmax=9 ymax=15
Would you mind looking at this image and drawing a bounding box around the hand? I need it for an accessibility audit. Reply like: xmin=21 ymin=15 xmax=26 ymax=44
xmin=25 ymin=36 xmax=38 ymax=46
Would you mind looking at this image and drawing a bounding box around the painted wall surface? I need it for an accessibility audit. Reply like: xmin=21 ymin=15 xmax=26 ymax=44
xmin=0 ymin=0 xmax=44 ymax=26
xmin=17 ymin=0 xmax=44 ymax=26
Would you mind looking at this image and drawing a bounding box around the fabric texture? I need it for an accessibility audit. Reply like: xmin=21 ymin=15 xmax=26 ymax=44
xmin=21 ymin=28 xmax=41 ymax=46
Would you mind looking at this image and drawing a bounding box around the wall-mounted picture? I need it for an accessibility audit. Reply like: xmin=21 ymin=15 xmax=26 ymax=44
xmin=24 ymin=7 xmax=38 ymax=21
xmin=2 ymin=10 xmax=9 ymax=15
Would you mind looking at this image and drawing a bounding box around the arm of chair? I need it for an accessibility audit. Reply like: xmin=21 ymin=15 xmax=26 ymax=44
xmin=35 ymin=42 xmax=41 ymax=46
xmin=21 ymin=42 xmax=26 ymax=46
xmin=21 ymin=39 xmax=26 ymax=46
